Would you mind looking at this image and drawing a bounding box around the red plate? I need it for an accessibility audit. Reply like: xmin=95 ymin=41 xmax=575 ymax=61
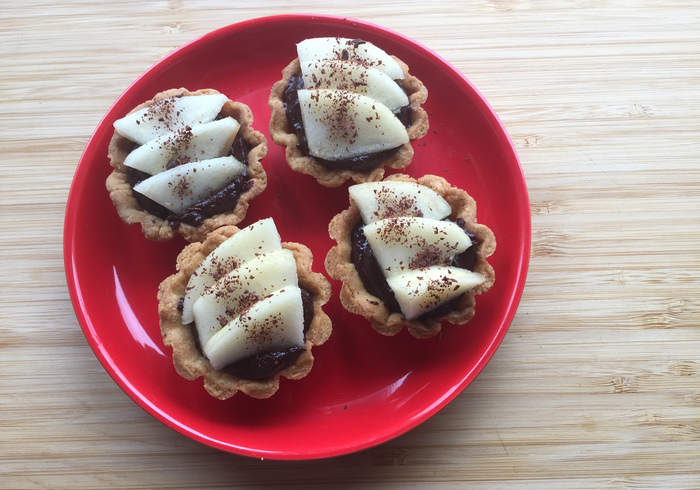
xmin=64 ymin=14 xmax=530 ymax=460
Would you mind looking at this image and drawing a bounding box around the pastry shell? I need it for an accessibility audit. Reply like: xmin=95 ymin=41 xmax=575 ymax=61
xmin=325 ymin=174 xmax=496 ymax=339
xmin=158 ymin=225 xmax=333 ymax=399
xmin=106 ymin=88 xmax=268 ymax=242
xmin=268 ymin=57 xmax=429 ymax=188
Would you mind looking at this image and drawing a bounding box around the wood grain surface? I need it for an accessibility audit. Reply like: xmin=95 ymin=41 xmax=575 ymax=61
xmin=2 ymin=1 xmax=699 ymax=488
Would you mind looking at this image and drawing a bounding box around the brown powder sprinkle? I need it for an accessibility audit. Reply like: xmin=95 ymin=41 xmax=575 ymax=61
xmin=304 ymin=60 xmax=372 ymax=92
xmin=162 ymin=125 xmax=195 ymax=154
xmin=166 ymin=155 xmax=192 ymax=170
xmin=243 ymin=310 xmax=283 ymax=348
xmin=407 ymin=273 xmax=461 ymax=312
xmin=233 ymin=291 xmax=262 ymax=318
xmin=371 ymin=186 xmax=424 ymax=219
xmin=370 ymin=217 xmax=462 ymax=273
xmin=313 ymin=91 xmax=362 ymax=145
xmin=139 ymin=97 xmax=179 ymax=133
xmin=170 ymin=176 xmax=192 ymax=199
xmin=319 ymin=38 xmax=389 ymax=73
xmin=409 ymin=245 xmax=445 ymax=269
xmin=202 ymin=255 xmax=238 ymax=288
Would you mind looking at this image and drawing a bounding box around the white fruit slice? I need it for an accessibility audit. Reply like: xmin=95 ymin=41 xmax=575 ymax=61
xmin=181 ymin=218 xmax=282 ymax=324
xmin=297 ymin=37 xmax=404 ymax=80
xmin=203 ymin=287 xmax=306 ymax=370
xmin=386 ymin=266 xmax=485 ymax=320
xmin=113 ymin=93 xmax=228 ymax=145
xmin=298 ymin=89 xmax=409 ymax=161
xmin=123 ymin=117 xmax=240 ymax=175
xmin=349 ymin=181 xmax=452 ymax=224
xmin=192 ymin=249 xmax=299 ymax=347
xmin=363 ymin=217 xmax=472 ymax=277
xmin=300 ymin=59 xmax=409 ymax=113
xmin=132 ymin=155 xmax=245 ymax=213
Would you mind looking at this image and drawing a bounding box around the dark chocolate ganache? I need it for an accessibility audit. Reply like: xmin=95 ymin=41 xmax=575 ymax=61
xmin=183 ymin=287 xmax=315 ymax=380
xmin=350 ymin=218 xmax=480 ymax=319
xmin=283 ymin=71 xmax=412 ymax=172
xmin=223 ymin=347 xmax=306 ymax=380
xmin=127 ymin=129 xmax=252 ymax=228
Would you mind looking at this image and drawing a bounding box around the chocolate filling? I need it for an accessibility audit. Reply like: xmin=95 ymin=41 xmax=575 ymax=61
xmin=283 ymin=72 xmax=412 ymax=172
xmin=350 ymin=224 xmax=402 ymax=313
xmin=350 ymin=217 xmax=480 ymax=319
xmin=127 ymin=130 xmax=252 ymax=228
xmin=187 ymin=288 xmax=315 ymax=380
xmin=222 ymin=347 xmax=306 ymax=380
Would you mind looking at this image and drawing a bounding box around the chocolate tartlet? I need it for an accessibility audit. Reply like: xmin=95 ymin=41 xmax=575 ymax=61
xmin=269 ymin=37 xmax=429 ymax=187
xmin=325 ymin=174 xmax=496 ymax=339
xmin=158 ymin=219 xmax=332 ymax=399
xmin=107 ymin=88 xmax=268 ymax=242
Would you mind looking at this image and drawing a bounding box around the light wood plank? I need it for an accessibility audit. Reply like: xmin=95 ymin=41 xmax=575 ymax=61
xmin=1 ymin=0 xmax=699 ymax=488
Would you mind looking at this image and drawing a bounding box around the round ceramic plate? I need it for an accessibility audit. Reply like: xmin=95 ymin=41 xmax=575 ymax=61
xmin=64 ymin=14 xmax=530 ymax=460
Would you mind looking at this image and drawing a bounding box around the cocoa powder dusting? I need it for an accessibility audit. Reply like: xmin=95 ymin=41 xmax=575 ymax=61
xmin=409 ymin=245 xmax=444 ymax=269
xmin=321 ymin=38 xmax=388 ymax=74
xmin=372 ymin=186 xmax=424 ymax=220
xmin=246 ymin=310 xmax=283 ymax=348
xmin=415 ymin=274 xmax=461 ymax=312
xmin=305 ymin=60 xmax=371 ymax=92
xmin=162 ymin=125 xmax=195 ymax=154
xmin=171 ymin=176 xmax=192 ymax=200
xmin=139 ymin=97 xmax=179 ymax=133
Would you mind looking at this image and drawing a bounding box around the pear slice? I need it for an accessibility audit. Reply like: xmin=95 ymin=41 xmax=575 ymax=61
xmin=297 ymin=37 xmax=404 ymax=80
xmin=192 ymin=249 xmax=299 ymax=347
xmin=181 ymin=217 xmax=282 ymax=324
xmin=203 ymin=287 xmax=306 ymax=370
xmin=298 ymin=89 xmax=409 ymax=161
xmin=113 ymin=93 xmax=228 ymax=145
xmin=123 ymin=117 xmax=240 ymax=175
xmin=363 ymin=217 xmax=472 ymax=277
xmin=300 ymin=59 xmax=409 ymax=113
xmin=132 ymin=155 xmax=245 ymax=213
xmin=349 ymin=181 xmax=452 ymax=224
xmin=386 ymin=266 xmax=486 ymax=320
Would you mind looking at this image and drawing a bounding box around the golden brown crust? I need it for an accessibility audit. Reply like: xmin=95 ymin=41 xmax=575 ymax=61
xmin=268 ymin=57 xmax=429 ymax=188
xmin=158 ymin=225 xmax=332 ymax=399
xmin=325 ymin=174 xmax=496 ymax=339
xmin=106 ymin=88 xmax=268 ymax=242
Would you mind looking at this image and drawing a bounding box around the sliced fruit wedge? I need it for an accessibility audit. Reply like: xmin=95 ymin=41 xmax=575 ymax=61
xmin=297 ymin=37 xmax=404 ymax=81
xmin=349 ymin=181 xmax=452 ymax=224
xmin=123 ymin=117 xmax=240 ymax=175
xmin=203 ymin=287 xmax=306 ymax=370
xmin=181 ymin=217 xmax=282 ymax=324
xmin=113 ymin=93 xmax=228 ymax=145
xmin=363 ymin=217 xmax=472 ymax=277
xmin=298 ymin=89 xmax=409 ymax=161
xmin=300 ymin=59 xmax=409 ymax=113
xmin=192 ymin=249 xmax=299 ymax=347
xmin=132 ymin=155 xmax=245 ymax=214
xmin=386 ymin=266 xmax=486 ymax=320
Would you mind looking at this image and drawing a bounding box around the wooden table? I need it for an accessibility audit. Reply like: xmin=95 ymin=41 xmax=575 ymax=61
xmin=2 ymin=1 xmax=699 ymax=487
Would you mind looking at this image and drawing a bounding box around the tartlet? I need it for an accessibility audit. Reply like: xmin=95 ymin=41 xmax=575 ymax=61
xmin=158 ymin=220 xmax=332 ymax=399
xmin=325 ymin=174 xmax=496 ymax=339
xmin=269 ymin=37 xmax=429 ymax=187
xmin=106 ymin=88 xmax=268 ymax=242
